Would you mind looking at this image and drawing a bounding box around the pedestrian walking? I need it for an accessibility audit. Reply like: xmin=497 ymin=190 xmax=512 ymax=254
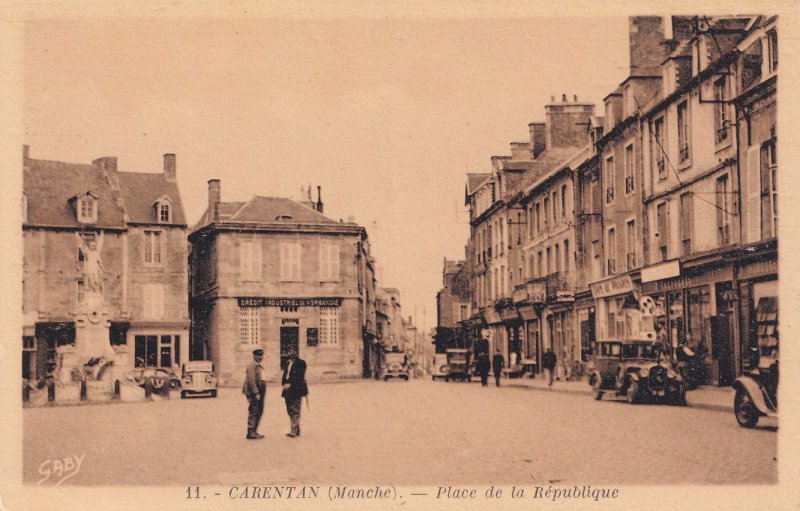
xmin=477 ymin=352 xmax=490 ymax=387
xmin=242 ymin=348 xmax=266 ymax=439
xmin=492 ymin=349 xmax=505 ymax=387
xmin=281 ymin=347 xmax=308 ymax=438
xmin=542 ymin=348 xmax=557 ymax=386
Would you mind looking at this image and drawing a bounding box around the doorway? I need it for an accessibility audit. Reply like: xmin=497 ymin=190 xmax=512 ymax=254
xmin=280 ymin=326 xmax=299 ymax=363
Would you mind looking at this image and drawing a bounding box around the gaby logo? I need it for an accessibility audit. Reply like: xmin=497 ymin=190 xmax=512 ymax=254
xmin=37 ymin=454 xmax=85 ymax=486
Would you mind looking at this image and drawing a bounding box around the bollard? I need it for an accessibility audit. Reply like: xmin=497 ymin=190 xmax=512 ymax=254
xmin=48 ymin=380 xmax=55 ymax=402
xmin=114 ymin=380 xmax=121 ymax=399
xmin=144 ymin=378 xmax=152 ymax=399
xmin=80 ymin=381 xmax=87 ymax=401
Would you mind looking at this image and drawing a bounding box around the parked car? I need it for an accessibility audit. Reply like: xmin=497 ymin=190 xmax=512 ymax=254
xmin=382 ymin=352 xmax=409 ymax=381
xmin=180 ymin=361 xmax=217 ymax=398
xmin=588 ymin=339 xmax=686 ymax=405
xmin=431 ymin=353 xmax=449 ymax=381
xmin=445 ymin=349 xmax=472 ymax=382
xmin=124 ymin=367 xmax=181 ymax=390
xmin=733 ymin=344 xmax=778 ymax=428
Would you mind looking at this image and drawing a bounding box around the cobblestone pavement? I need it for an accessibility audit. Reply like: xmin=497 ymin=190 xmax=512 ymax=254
xmin=23 ymin=379 xmax=776 ymax=486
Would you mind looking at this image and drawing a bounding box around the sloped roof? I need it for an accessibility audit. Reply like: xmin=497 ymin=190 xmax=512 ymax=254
xmin=117 ymin=171 xmax=187 ymax=225
xmin=466 ymin=173 xmax=491 ymax=196
xmin=23 ymin=158 xmax=126 ymax=229
xmin=193 ymin=195 xmax=338 ymax=231
xmin=507 ymin=147 xmax=580 ymax=196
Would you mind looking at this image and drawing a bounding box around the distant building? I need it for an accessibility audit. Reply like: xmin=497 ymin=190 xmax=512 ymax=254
xmin=434 ymin=258 xmax=470 ymax=353
xmin=188 ymin=181 xmax=375 ymax=384
xmin=22 ymin=148 xmax=189 ymax=382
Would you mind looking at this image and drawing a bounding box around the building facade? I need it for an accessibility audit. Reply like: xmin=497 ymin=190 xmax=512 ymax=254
xmin=434 ymin=258 xmax=471 ymax=353
xmin=22 ymin=148 xmax=189 ymax=383
xmin=188 ymin=180 xmax=374 ymax=384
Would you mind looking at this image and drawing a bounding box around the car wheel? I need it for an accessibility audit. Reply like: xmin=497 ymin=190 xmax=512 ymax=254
xmin=467 ymin=376 xmax=472 ymax=383
xmin=383 ymin=376 xmax=389 ymax=382
xmin=594 ymin=390 xmax=604 ymax=401
xmin=626 ymin=381 xmax=640 ymax=404
xmin=180 ymin=390 xmax=186 ymax=399
xmin=432 ymin=375 xmax=436 ymax=381
xmin=210 ymin=390 xmax=217 ymax=398
xmin=445 ymin=376 xmax=449 ymax=382
xmin=734 ymin=387 xmax=759 ymax=428
xmin=169 ymin=379 xmax=181 ymax=390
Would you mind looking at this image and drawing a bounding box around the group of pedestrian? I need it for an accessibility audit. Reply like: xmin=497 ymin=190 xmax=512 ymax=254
xmin=475 ymin=329 xmax=559 ymax=388
xmin=242 ymin=346 xmax=308 ymax=440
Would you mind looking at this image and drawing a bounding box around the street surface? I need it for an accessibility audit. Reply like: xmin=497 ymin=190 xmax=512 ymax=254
xmin=23 ymin=379 xmax=776 ymax=485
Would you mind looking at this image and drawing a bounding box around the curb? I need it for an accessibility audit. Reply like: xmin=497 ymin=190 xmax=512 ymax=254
xmin=503 ymin=380 xmax=734 ymax=413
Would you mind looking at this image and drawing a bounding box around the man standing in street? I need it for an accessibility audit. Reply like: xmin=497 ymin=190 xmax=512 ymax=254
xmin=281 ymin=347 xmax=308 ymax=438
xmin=492 ymin=349 xmax=505 ymax=387
xmin=542 ymin=348 xmax=557 ymax=386
xmin=242 ymin=348 xmax=266 ymax=439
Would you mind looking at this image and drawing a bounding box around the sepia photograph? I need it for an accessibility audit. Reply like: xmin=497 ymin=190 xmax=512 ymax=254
xmin=2 ymin=2 xmax=797 ymax=510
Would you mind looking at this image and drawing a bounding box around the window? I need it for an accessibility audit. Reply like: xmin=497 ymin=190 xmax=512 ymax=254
xmin=552 ymin=191 xmax=558 ymax=223
xmin=657 ymin=202 xmax=669 ymax=261
xmin=624 ymin=144 xmax=634 ymax=194
xmin=561 ymin=184 xmax=567 ymax=219
xmin=240 ymin=240 xmax=262 ymax=279
xmin=319 ymin=307 xmax=339 ymax=345
xmin=677 ymin=101 xmax=690 ymax=163
xmin=768 ymin=29 xmax=778 ymax=72
xmin=77 ymin=197 xmax=97 ymax=223
xmin=680 ymin=192 xmax=693 ymax=255
xmin=761 ymin=140 xmax=778 ymax=239
xmin=535 ymin=203 xmax=541 ymax=233
xmin=546 ymin=247 xmax=551 ymax=275
xmin=741 ymin=39 xmax=763 ymax=90
xmin=716 ymin=174 xmax=731 ymax=246
xmin=280 ymin=243 xmax=301 ymax=281
xmin=460 ymin=305 xmax=468 ymax=322
xmin=714 ymin=78 xmax=729 ymax=144
xmin=626 ymin=220 xmax=636 ymax=270
xmin=543 ymin=197 xmax=550 ymax=226
xmin=605 ymin=156 xmax=615 ymax=203
xmin=555 ymin=244 xmax=561 ymax=272
xmin=144 ymin=230 xmax=162 ymax=265
xmin=563 ymin=240 xmax=569 ymax=273
xmin=239 ymin=306 xmax=261 ymax=345
xmin=653 ymin=117 xmax=666 ymax=179
xmin=537 ymin=251 xmax=543 ymax=277
xmin=142 ymin=284 xmax=165 ymax=320
xmin=158 ymin=203 xmax=171 ymax=223
xmin=606 ymin=228 xmax=616 ymax=275
xmin=76 ymin=279 xmax=85 ymax=304
xmin=498 ymin=220 xmax=504 ymax=255
xmin=527 ymin=205 xmax=534 ymax=238
xmin=319 ymin=243 xmax=340 ymax=281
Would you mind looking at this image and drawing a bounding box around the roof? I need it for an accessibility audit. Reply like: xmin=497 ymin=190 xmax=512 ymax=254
xmin=466 ymin=173 xmax=491 ymax=196
xmin=117 ymin=171 xmax=187 ymax=225
xmin=507 ymin=147 xmax=580 ymax=196
xmin=24 ymin=158 xmax=126 ymax=229
xmin=192 ymin=195 xmax=340 ymax=232
xmin=443 ymin=259 xmax=465 ymax=275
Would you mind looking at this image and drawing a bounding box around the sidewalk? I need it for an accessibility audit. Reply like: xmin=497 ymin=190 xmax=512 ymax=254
xmin=501 ymin=375 xmax=735 ymax=412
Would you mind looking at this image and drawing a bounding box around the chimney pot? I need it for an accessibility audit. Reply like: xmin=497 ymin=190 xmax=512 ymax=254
xmin=316 ymin=185 xmax=324 ymax=214
xmin=163 ymin=153 xmax=176 ymax=182
xmin=550 ymin=95 xmax=555 ymax=102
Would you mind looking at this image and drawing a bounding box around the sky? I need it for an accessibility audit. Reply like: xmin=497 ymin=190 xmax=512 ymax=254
xmin=21 ymin=14 xmax=631 ymax=334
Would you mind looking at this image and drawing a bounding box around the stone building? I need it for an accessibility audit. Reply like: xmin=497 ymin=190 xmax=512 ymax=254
xmin=22 ymin=148 xmax=189 ymax=383
xmin=434 ymin=258 xmax=470 ymax=353
xmin=188 ymin=181 xmax=375 ymax=384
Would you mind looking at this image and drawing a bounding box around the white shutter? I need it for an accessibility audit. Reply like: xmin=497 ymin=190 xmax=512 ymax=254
xmin=746 ymin=145 xmax=761 ymax=243
xmin=252 ymin=242 xmax=262 ymax=278
xmin=319 ymin=244 xmax=330 ymax=280
xmin=291 ymin=244 xmax=301 ymax=280
xmin=280 ymin=244 xmax=290 ymax=280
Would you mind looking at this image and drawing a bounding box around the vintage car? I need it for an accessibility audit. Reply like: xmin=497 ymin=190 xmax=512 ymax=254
xmin=180 ymin=361 xmax=218 ymax=398
xmin=588 ymin=339 xmax=686 ymax=405
xmin=431 ymin=353 xmax=449 ymax=381
xmin=124 ymin=367 xmax=181 ymax=390
xmin=445 ymin=349 xmax=472 ymax=382
xmin=382 ymin=352 xmax=409 ymax=381
xmin=733 ymin=343 xmax=778 ymax=428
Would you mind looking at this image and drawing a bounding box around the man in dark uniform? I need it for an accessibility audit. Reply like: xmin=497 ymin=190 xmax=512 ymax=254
xmin=242 ymin=348 xmax=266 ymax=439
xmin=281 ymin=347 xmax=308 ymax=438
xmin=492 ymin=349 xmax=505 ymax=387
xmin=542 ymin=348 xmax=557 ymax=386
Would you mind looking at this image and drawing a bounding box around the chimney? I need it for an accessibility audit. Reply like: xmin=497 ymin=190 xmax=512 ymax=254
xmin=629 ymin=16 xmax=667 ymax=76
xmin=529 ymin=122 xmax=546 ymax=159
xmin=208 ymin=179 xmax=221 ymax=221
xmin=509 ymin=142 xmax=532 ymax=161
xmin=316 ymin=185 xmax=324 ymax=214
xmin=545 ymin=97 xmax=595 ymax=149
xmin=22 ymin=144 xmax=29 ymax=162
xmin=163 ymin=153 xmax=176 ymax=182
xmin=92 ymin=156 xmax=118 ymax=173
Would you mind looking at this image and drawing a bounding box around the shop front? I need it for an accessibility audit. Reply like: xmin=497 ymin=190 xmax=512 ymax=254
xmin=514 ymin=280 xmax=545 ymax=374
xmin=641 ymin=260 xmax=736 ymax=386
xmin=734 ymin=247 xmax=778 ymax=375
xmin=574 ymin=294 xmax=596 ymax=363
xmin=590 ymin=273 xmax=642 ymax=341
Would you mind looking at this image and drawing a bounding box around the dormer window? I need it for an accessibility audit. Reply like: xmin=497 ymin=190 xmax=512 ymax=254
xmin=276 ymin=214 xmax=294 ymax=222
xmin=73 ymin=192 xmax=98 ymax=224
xmin=152 ymin=196 xmax=173 ymax=224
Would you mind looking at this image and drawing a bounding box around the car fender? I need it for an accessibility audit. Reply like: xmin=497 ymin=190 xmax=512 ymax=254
xmin=733 ymin=377 xmax=771 ymax=414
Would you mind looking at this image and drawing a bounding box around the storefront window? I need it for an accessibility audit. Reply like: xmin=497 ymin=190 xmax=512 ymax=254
xmin=686 ymin=286 xmax=710 ymax=350
xmin=667 ymin=291 xmax=684 ymax=348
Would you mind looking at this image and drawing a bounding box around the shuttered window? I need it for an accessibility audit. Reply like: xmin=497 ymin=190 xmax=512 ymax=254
xmin=280 ymin=243 xmax=302 ymax=281
xmin=240 ymin=241 xmax=262 ymax=279
xmin=319 ymin=243 xmax=340 ymax=281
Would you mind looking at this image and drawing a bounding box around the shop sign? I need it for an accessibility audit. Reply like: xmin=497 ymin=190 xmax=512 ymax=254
xmin=527 ymin=282 xmax=546 ymax=303
xmin=237 ymin=297 xmax=343 ymax=307
xmin=641 ymin=260 xmax=681 ymax=283
xmin=590 ymin=275 xmax=634 ymax=298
